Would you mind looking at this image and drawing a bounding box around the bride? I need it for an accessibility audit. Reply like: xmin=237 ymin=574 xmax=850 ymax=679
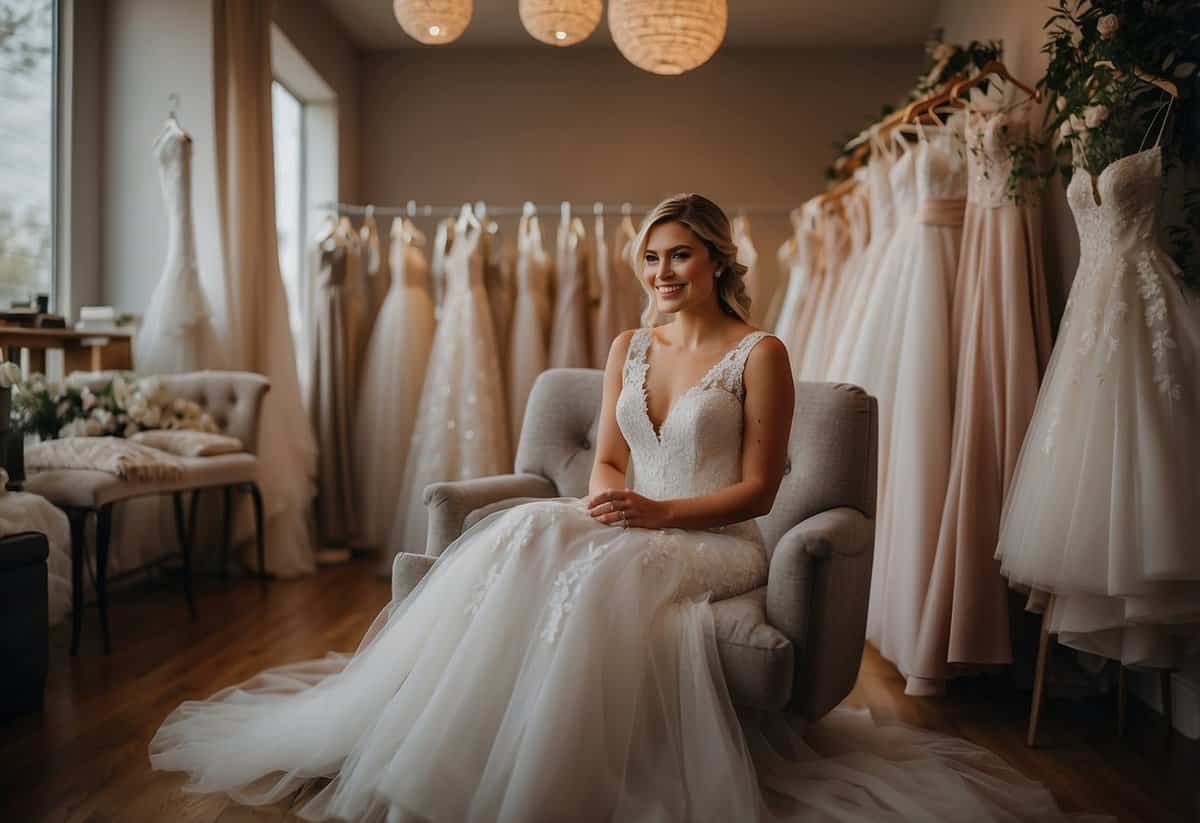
xmin=151 ymin=195 xmax=1097 ymax=822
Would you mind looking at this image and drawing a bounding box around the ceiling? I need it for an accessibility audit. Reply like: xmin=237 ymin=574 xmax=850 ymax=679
xmin=320 ymin=1 xmax=941 ymax=51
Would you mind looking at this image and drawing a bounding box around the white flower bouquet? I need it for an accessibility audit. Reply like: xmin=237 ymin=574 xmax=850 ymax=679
xmin=12 ymin=372 xmax=220 ymax=440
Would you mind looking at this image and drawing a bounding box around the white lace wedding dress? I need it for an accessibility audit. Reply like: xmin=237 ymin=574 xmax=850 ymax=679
xmin=381 ymin=222 xmax=510 ymax=568
xmin=150 ymin=328 xmax=1100 ymax=822
xmin=134 ymin=118 xmax=227 ymax=375
xmin=996 ymin=144 xmax=1200 ymax=667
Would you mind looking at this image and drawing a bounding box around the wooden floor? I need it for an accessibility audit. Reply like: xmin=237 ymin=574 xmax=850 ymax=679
xmin=2 ymin=557 xmax=1197 ymax=822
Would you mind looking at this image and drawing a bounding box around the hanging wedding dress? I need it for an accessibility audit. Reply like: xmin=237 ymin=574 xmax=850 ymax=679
xmin=549 ymin=214 xmax=592 ymax=368
xmin=823 ymin=179 xmax=872 ymax=356
xmin=772 ymin=206 xmax=817 ymax=362
xmin=134 ymin=116 xmax=228 ymax=375
xmin=826 ymin=139 xmax=897 ymax=382
xmin=359 ymin=210 xmax=390 ymax=342
xmin=151 ymin=328 xmax=1100 ymax=823
xmin=909 ymin=93 xmax=1053 ymax=693
xmin=429 ymin=217 xmax=454 ymax=321
xmin=507 ymin=214 xmax=553 ymax=450
xmin=731 ymin=216 xmax=761 ymax=323
xmin=868 ymin=124 xmax=968 ymax=687
xmin=795 ymin=204 xmax=849 ymax=382
xmin=782 ymin=215 xmax=825 ymax=381
xmin=592 ymin=213 xmax=642 ymax=368
xmin=307 ymin=222 xmax=361 ymax=546
xmin=381 ymin=216 xmax=510 ymax=569
xmin=482 ymin=211 xmax=514 ymax=372
xmin=996 ymin=134 xmax=1200 ymax=668
xmin=354 ymin=219 xmax=437 ymax=549
xmin=771 ymin=212 xmax=806 ymax=345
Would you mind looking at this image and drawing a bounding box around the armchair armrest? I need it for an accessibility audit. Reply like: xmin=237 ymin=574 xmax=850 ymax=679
xmin=766 ymin=507 xmax=874 ymax=721
xmin=422 ymin=473 xmax=557 ymax=556
xmin=391 ymin=552 xmax=437 ymax=604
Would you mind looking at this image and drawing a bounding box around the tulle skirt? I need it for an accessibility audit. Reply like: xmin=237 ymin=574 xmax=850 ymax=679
xmin=996 ymin=244 xmax=1200 ymax=667
xmin=868 ymin=218 xmax=961 ymax=688
xmin=134 ymin=264 xmax=228 ymax=375
xmin=382 ymin=285 xmax=510 ymax=567
xmin=152 ymin=500 xmax=1106 ymax=822
xmin=354 ymin=284 xmax=436 ymax=548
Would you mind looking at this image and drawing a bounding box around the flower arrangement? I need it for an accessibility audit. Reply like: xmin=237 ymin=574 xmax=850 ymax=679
xmin=11 ymin=373 xmax=220 ymax=441
xmin=824 ymin=38 xmax=1003 ymax=181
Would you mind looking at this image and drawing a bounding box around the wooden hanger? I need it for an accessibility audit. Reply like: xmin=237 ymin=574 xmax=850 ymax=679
xmin=949 ymin=60 xmax=1040 ymax=105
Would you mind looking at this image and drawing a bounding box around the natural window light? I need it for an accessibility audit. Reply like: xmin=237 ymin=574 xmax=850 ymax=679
xmin=0 ymin=0 xmax=56 ymax=309
xmin=272 ymin=79 xmax=304 ymax=353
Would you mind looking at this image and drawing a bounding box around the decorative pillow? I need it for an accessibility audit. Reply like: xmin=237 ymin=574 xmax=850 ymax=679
xmin=130 ymin=430 xmax=244 ymax=458
xmin=27 ymin=437 xmax=185 ymax=481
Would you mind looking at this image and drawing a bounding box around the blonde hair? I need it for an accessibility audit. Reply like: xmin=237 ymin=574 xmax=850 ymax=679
xmin=630 ymin=193 xmax=751 ymax=326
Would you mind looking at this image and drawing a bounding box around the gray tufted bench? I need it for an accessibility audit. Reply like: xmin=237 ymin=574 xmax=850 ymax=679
xmin=393 ymin=368 xmax=878 ymax=724
xmin=23 ymin=371 xmax=271 ymax=655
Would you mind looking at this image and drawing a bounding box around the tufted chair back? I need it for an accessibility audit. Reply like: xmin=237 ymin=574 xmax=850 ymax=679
xmin=519 ymin=370 xmax=878 ymax=555
xmin=515 ymin=369 xmax=603 ymax=498
xmin=157 ymin=372 xmax=272 ymax=454
xmin=66 ymin=370 xmax=272 ymax=454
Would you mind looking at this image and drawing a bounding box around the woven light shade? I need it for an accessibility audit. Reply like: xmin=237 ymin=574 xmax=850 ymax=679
xmin=393 ymin=0 xmax=473 ymax=45
xmin=519 ymin=0 xmax=602 ymax=47
xmin=609 ymin=0 xmax=727 ymax=75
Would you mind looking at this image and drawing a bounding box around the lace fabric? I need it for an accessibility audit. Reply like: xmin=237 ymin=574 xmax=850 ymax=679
xmin=996 ymin=144 xmax=1200 ymax=667
xmin=151 ymin=317 xmax=1105 ymax=821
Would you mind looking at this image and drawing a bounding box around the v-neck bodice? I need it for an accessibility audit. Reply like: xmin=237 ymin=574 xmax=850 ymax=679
xmin=616 ymin=328 xmax=772 ymax=514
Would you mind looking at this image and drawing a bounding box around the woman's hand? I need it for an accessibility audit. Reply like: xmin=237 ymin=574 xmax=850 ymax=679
xmin=586 ymin=489 xmax=674 ymax=530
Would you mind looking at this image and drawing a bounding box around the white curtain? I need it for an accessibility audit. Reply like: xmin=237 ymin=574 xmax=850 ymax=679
xmin=212 ymin=0 xmax=317 ymax=576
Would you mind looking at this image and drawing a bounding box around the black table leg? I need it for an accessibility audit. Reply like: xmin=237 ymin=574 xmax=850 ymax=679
xmin=248 ymin=483 xmax=266 ymax=593
xmin=220 ymin=485 xmax=234 ymax=579
xmin=172 ymin=492 xmax=197 ymax=619
xmin=68 ymin=510 xmax=85 ymax=656
xmin=95 ymin=505 xmax=113 ymax=655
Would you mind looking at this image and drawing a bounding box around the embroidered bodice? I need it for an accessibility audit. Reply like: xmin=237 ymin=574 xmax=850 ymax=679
xmin=966 ymin=103 xmax=1038 ymax=208
xmin=616 ymin=328 xmax=771 ymax=543
xmin=1067 ymin=146 xmax=1162 ymax=261
xmin=918 ymin=127 xmax=967 ymax=203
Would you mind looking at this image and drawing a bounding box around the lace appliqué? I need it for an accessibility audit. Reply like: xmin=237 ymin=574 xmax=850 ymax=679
xmin=542 ymin=540 xmax=609 ymax=644
xmin=1137 ymin=259 xmax=1182 ymax=402
xmin=464 ymin=509 xmax=538 ymax=618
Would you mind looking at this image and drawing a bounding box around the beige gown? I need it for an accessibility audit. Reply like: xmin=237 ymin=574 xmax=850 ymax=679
xmin=907 ymin=99 xmax=1053 ymax=694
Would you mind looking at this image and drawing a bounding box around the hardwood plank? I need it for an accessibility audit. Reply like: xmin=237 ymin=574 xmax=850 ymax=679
xmin=1 ymin=557 xmax=1195 ymax=822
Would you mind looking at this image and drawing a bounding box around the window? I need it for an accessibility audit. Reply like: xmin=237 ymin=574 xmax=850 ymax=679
xmin=0 ymin=0 xmax=56 ymax=308
xmin=272 ymin=79 xmax=305 ymax=350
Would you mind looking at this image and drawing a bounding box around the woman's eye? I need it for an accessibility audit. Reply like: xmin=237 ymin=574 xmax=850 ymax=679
xmin=644 ymin=255 xmax=659 ymax=264
xmin=672 ymin=252 xmax=689 ymax=260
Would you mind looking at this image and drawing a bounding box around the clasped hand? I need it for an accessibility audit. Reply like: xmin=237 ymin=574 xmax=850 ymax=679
xmin=585 ymin=488 xmax=673 ymax=530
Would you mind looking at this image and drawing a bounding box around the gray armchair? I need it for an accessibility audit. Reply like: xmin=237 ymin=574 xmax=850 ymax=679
xmin=393 ymin=368 xmax=877 ymax=723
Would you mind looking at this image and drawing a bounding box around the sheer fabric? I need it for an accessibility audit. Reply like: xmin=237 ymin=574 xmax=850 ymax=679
xmin=354 ymin=222 xmax=436 ymax=548
xmin=152 ymin=327 xmax=1101 ymax=822
xmin=381 ymin=224 xmax=510 ymax=567
xmin=996 ymin=146 xmax=1200 ymax=668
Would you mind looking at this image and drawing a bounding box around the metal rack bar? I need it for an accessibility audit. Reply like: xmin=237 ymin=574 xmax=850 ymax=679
xmin=313 ymin=201 xmax=800 ymax=219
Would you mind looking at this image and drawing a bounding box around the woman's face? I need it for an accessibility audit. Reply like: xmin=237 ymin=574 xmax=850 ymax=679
xmin=642 ymin=221 xmax=720 ymax=316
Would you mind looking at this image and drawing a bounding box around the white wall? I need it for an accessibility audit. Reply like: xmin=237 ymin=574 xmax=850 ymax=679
xmin=358 ymin=46 xmax=926 ymax=318
xmin=101 ymin=0 xmax=225 ymax=321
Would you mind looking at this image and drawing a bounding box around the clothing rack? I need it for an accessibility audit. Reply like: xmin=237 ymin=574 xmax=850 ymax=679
xmin=315 ymin=201 xmax=801 ymax=219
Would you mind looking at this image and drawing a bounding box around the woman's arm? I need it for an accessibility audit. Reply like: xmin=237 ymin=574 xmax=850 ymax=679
xmin=590 ymin=335 xmax=794 ymax=530
xmin=587 ymin=329 xmax=636 ymax=497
